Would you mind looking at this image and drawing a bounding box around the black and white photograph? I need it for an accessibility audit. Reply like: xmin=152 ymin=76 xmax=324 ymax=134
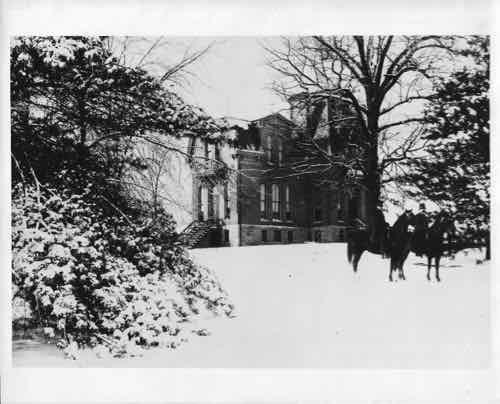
xmin=0 ymin=1 xmax=497 ymax=402
xmin=9 ymin=33 xmax=491 ymax=369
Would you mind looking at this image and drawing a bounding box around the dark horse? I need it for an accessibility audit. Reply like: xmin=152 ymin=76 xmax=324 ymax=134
xmin=387 ymin=211 xmax=416 ymax=282
xmin=420 ymin=211 xmax=456 ymax=282
xmin=389 ymin=211 xmax=455 ymax=282
xmin=346 ymin=218 xmax=390 ymax=274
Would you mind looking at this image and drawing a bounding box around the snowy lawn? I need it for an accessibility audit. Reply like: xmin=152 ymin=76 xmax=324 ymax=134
xmin=13 ymin=243 xmax=490 ymax=368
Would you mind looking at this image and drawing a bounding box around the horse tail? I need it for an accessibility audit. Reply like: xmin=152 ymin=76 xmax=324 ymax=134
xmin=347 ymin=233 xmax=353 ymax=263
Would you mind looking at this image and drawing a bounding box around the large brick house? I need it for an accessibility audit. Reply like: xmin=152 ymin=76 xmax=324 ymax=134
xmin=181 ymin=97 xmax=368 ymax=248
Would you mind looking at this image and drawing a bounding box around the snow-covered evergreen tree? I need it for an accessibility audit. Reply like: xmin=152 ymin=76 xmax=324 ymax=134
xmin=11 ymin=37 xmax=223 ymax=190
xmin=404 ymin=36 xmax=489 ymax=258
xmin=10 ymin=36 xmax=234 ymax=357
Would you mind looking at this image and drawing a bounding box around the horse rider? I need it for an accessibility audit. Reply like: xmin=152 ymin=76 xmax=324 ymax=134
xmin=414 ymin=202 xmax=429 ymax=257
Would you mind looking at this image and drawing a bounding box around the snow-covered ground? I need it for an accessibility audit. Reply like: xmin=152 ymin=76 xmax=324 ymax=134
xmin=12 ymin=243 xmax=490 ymax=368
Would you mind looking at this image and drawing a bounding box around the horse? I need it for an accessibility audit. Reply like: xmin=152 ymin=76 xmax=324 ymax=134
xmin=346 ymin=218 xmax=390 ymax=273
xmin=389 ymin=210 xmax=456 ymax=282
xmin=420 ymin=211 xmax=456 ymax=282
xmin=387 ymin=211 xmax=416 ymax=282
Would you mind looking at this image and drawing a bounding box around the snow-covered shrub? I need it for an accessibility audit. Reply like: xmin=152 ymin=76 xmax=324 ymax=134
xmin=12 ymin=183 xmax=233 ymax=357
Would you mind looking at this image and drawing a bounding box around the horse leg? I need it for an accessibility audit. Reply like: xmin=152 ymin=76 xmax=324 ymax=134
xmin=400 ymin=249 xmax=409 ymax=281
xmin=347 ymin=240 xmax=353 ymax=264
xmin=435 ymin=255 xmax=441 ymax=282
xmin=427 ymin=256 xmax=432 ymax=281
xmin=353 ymin=249 xmax=364 ymax=273
xmin=389 ymin=258 xmax=394 ymax=282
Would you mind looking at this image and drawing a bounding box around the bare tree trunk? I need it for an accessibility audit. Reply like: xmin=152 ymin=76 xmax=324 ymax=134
xmin=364 ymin=153 xmax=380 ymax=231
xmin=363 ymin=108 xmax=381 ymax=232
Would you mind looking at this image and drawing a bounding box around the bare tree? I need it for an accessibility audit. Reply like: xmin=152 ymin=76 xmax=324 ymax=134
xmin=122 ymin=140 xmax=194 ymax=223
xmin=104 ymin=36 xmax=215 ymax=88
xmin=265 ymin=35 xmax=456 ymax=228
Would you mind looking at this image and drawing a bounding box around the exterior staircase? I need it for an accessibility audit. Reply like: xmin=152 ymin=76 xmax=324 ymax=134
xmin=179 ymin=219 xmax=219 ymax=249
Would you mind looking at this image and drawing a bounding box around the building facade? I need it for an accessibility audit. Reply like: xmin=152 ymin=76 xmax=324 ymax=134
xmin=182 ymin=100 xmax=368 ymax=248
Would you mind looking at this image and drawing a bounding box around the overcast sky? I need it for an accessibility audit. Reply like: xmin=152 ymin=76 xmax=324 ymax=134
xmin=177 ymin=37 xmax=288 ymax=121
xmin=122 ymin=37 xmax=288 ymax=122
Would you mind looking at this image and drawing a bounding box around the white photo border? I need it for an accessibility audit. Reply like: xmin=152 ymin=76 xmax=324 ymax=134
xmin=1 ymin=0 xmax=497 ymax=403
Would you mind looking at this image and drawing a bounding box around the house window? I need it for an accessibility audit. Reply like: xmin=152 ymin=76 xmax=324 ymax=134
xmin=274 ymin=230 xmax=282 ymax=242
xmin=266 ymin=136 xmax=272 ymax=162
xmin=262 ymin=230 xmax=267 ymax=242
xmin=214 ymin=186 xmax=222 ymax=220
xmin=278 ymin=140 xmax=283 ymax=166
xmin=285 ymin=185 xmax=292 ymax=221
xmin=272 ymin=184 xmax=280 ymax=220
xmin=336 ymin=198 xmax=344 ymax=222
xmin=260 ymin=184 xmax=266 ymax=219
